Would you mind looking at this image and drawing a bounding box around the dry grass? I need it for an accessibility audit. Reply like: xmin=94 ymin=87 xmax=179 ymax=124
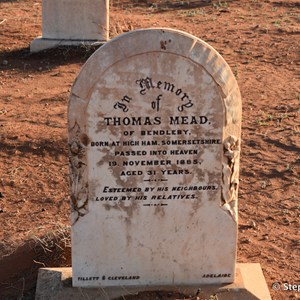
xmin=29 ymin=223 xmax=71 ymax=266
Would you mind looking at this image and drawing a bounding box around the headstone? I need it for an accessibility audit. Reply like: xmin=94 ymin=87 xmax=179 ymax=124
xmin=30 ymin=0 xmax=109 ymax=53
xmin=68 ymin=28 xmax=242 ymax=288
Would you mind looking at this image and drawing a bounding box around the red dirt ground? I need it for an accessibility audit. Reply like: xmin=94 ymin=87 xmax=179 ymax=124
xmin=0 ymin=0 xmax=299 ymax=299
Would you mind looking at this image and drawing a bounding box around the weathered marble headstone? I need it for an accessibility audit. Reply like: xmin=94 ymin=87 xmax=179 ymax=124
xmin=68 ymin=28 xmax=242 ymax=288
xmin=30 ymin=0 xmax=109 ymax=53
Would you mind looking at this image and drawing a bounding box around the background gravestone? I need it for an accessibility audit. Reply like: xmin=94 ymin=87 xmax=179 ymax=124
xmin=68 ymin=28 xmax=241 ymax=288
xmin=30 ymin=0 xmax=109 ymax=53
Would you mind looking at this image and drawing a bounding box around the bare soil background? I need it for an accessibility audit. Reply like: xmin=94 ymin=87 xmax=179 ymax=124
xmin=0 ymin=0 xmax=299 ymax=299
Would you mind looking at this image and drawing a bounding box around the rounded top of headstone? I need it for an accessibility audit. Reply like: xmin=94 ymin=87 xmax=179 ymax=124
xmin=71 ymin=28 xmax=240 ymax=109
xmin=69 ymin=28 xmax=241 ymax=143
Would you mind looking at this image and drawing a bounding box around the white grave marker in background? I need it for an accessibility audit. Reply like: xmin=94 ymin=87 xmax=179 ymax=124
xmin=68 ymin=28 xmax=242 ymax=288
xmin=31 ymin=0 xmax=109 ymax=53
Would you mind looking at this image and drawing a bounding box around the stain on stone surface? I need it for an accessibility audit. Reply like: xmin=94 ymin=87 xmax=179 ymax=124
xmin=154 ymin=203 xmax=166 ymax=217
xmin=68 ymin=122 xmax=89 ymax=224
xmin=221 ymin=135 xmax=240 ymax=222
xmin=80 ymin=133 xmax=90 ymax=146
xmin=160 ymin=40 xmax=167 ymax=50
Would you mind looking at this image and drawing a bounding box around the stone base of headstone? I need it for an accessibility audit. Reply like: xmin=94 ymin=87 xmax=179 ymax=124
xmin=35 ymin=263 xmax=271 ymax=300
xmin=30 ymin=37 xmax=106 ymax=53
